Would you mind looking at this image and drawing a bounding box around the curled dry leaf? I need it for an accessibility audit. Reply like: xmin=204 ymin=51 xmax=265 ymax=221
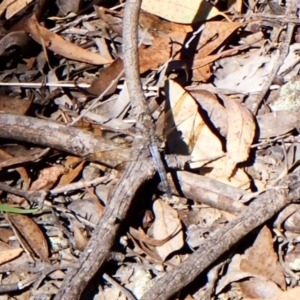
xmin=192 ymin=21 xmax=243 ymax=81
xmin=223 ymin=97 xmax=255 ymax=178
xmin=152 ymin=199 xmax=183 ymax=261
xmin=0 ymin=31 xmax=32 ymax=56
xmin=87 ymin=57 xmax=124 ymax=96
xmin=57 ymin=156 xmax=85 ymax=187
xmin=165 ymin=80 xmax=225 ymax=169
xmin=128 ymin=231 xmax=164 ymax=262
xmin=24 ymin=14 xmax=112 ymax=65
xmin=7 ymin=213 xmax=49 ymax=261
xmin=30 ymin=164 xmax=65 ymax=191
xmin=129 ymin=226 xmax=180 ymax=247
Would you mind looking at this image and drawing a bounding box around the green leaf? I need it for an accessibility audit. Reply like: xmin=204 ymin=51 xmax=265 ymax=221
xmin=0 ymin=204 xmax=38 ymax=214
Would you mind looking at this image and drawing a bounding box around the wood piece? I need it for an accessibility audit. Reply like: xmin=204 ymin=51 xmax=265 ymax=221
xmin=123 ymin=0 xmax=173 ymax=200
xmin=122 ymin=0 xmax=149 ymax=116
xmin=164 ymin=171 xmax=247 ymax=215
xmin=0 ymin=114 xmax=131 ymax=167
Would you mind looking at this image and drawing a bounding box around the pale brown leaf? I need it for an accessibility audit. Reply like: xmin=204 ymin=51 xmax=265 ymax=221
xmin=7 ymin=213 xmax=49 ymax=261
xmin=72 ymin=223 xmax=88 ymax=252
xmin=166 ymin=80 xmax=225 ymax=169
xmin=141 ymin=0 xmax=230 ymax=24
xmin=25 ymin=14 xmax=112 ymax=65
xmin=0 ymin=248 xmax=23 ymax=265
xmin=129 ymin=226 xmax=181 ymax=247
xmin=244 ymin=287 xmax=300 ymax=300
xmin=30 ymin=165 xmax=65 ymax=191
xmin=257 ymin=111 xmax=300 ymax=139
xmin=223 ymin=97 xmax=255 ymax=178
xmin=57 ymin=156 xmax=84 ymax=187
xmin=0 ymin=95 xmax=32 ymax=115
xmin=240 ymin=226 xmax=286 ymax=291
xmin=152 ymin=199 xmax=183 ymax=261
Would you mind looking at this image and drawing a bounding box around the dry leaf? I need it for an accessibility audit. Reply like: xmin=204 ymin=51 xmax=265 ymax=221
xmin=129 ymin=226 xmax=180 ymax=247
xmin=5 ymin=0 xmax=34 ymax=19
xmin=0 ymin=0 xmax=14 ymax=16
xmin=25 ymin=14 xmax=112 ymax=65
xmin=139 ymin=32 xmax=170 ymax=73
xmin=192 ymin=21 xmax=243 ymax=81
xmin=240 ymin=226 xmax=286 ymax=293
xmin=0 ymin=148 xmax=49 ymax=170
xmin=244 ymin=287 xmax=300 ymax=300
xmin=0 ymin=95 xmax=32 ymax=115
xmin=141 ymin=0 xmax=230 ymax=24
xmin=68 ymin=199 xmax=104 ymax=225
xmin=257 ymin=111 xmax=300 ymax=139
xmin=7 ymin=213 xmax=49 ymax=261
xmin=30 ymin=165 xmax=65 ymax=191
xmin=0 ymin=148 xmax=30 ymax=190
xmin=165 ymin=80 xmax=225 ymax=169
xmin=0 ymin=31 xmax=32 ymax=57
xmin=71 ymin=223 xmax=88 ymax=251
xmin=196 ymin=22 xmax=243 ymax=59
xmin=202 ymin=156 xmax=251 ymax=188
xmin=193 ymin=45 xmax=248 ymax=69
xmin=240 ymin=277 xmax=283 ymax=299
xmin=191 ymin=89 xmax=228 ymax=137
xmin=57 ymin=0 xmax=81 ymax=15
xmin=0 ymin=248 xmax=23 ymax=265
xmin=223 ymin=97 xmax=255 ymax=178
xmin=87 ymin=57 xmax=124 ymax=96
xmin=139 ymin=11 xmax=173 ymax=32
xmin=284 ymin=243 xmax=300 ymax=271
xmin=57 ymin=156 xmax=84 ymax=187
xmin=152 ymin=199 xmax=183 ymax=260
xmin=0 ymin=228 xmax=14 ymax=243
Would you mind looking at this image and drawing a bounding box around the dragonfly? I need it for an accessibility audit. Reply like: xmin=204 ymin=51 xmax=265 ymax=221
xmin=138 ymin=112 xmax=173 ymax=200
xmin=73 ymin=105 xmax=176 ymax=200
xmin=77 ymin=110 xmax=175 ymax=200
xmin=78 ymin=91 xmax=208 ymax=201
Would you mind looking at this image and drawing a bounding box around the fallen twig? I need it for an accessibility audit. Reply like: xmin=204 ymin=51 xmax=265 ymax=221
xmin=53 ymin=0 xmax=156 ymax=299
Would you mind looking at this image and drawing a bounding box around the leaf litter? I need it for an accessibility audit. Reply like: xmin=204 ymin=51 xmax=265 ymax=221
xmin=0 ymin=0 xmax=300 ymax=299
